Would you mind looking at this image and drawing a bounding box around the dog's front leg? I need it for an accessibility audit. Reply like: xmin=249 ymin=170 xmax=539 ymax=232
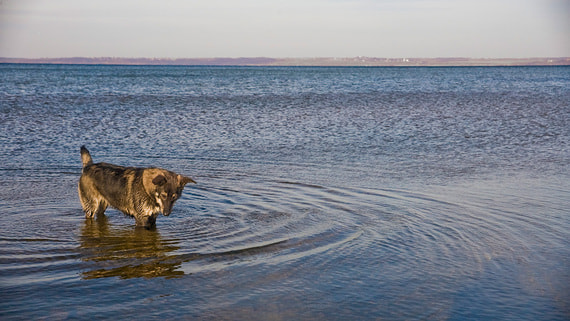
xmin=135 ymin=214 xmax=158 ymax=229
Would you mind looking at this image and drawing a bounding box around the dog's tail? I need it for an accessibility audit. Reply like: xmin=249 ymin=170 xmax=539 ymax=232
xmin=80 ymin=146 xmax=93 ymax=168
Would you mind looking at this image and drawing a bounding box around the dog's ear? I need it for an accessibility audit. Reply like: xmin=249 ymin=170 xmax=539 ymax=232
xmin=152 ymin=174 xmax=167 ymax=186
xmin=178 ymin=175 xmax=196 ymax=186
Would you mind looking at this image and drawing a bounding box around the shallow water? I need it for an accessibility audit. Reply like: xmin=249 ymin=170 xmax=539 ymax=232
xmin=0 ymin=65 xmax=569 ymax=320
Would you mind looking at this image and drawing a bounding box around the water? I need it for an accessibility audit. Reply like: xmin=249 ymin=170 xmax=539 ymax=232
xmin=0 ymin=64 xmax=569 ymax=320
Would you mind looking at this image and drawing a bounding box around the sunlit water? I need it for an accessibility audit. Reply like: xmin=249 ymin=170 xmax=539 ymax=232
xmin=0 ymin=65 xmax=569 ymax=320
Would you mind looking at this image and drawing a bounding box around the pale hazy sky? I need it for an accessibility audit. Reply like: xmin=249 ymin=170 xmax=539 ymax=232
xmin=1 ymin=0 xmax=568 ymax=58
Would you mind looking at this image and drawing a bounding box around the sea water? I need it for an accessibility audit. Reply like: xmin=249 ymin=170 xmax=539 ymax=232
xmin=0 ymin=64 xmax=568 ymax=320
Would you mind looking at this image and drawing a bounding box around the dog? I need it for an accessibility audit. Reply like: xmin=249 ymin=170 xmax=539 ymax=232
xmin=78 ymin=146 xmax=196 ymax=228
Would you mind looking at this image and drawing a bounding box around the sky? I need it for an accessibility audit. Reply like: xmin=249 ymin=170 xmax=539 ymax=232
xmin=0 ymin=0 xmax=568 ymax=58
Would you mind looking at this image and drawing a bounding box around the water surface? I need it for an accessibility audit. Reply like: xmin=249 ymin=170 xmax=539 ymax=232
xmin=0 ymin=65 xmax=569 ymax=320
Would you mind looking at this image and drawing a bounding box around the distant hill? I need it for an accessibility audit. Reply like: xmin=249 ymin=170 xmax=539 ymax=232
xmin=1 ymin=57 xmax=569 ymax=66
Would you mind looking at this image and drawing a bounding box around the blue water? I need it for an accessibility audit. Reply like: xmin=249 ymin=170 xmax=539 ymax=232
xmin=0 ymin=64 xmax=569 ymax=320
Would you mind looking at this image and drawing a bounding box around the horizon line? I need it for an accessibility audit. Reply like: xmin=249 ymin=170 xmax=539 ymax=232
xmin=1 ymin=56 xmax=569 ymax=67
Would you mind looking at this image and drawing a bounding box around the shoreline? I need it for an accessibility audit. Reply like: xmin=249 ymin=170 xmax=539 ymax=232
xmin=1 ymin=57 xmax=569 ymax=67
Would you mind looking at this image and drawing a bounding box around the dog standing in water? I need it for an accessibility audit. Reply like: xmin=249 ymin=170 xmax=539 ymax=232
xmin=78 ymin=146 xmax=196 ymax=228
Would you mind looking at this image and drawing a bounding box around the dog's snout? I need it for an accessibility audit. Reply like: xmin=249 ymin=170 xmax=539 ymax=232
xmin=161 ymin=201 xmax=174 ymax=216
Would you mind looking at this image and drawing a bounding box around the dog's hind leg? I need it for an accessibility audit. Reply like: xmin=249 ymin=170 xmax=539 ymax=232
xmin=79 ymin=190 xmax=108 ymax=218
xmin=78 ymin=179 xmax=108 ymax=218
xmin=93 ymin=201 xmax=108 ymax=217
xmin=81 ymin=200 xmax=108 ymax=219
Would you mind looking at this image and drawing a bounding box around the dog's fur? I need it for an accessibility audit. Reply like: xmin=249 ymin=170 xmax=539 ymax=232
xmin=78 ymin=146 xmax=196 ymax=228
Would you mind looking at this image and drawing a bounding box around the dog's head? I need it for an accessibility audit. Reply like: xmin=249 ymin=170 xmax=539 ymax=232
xmin=143 ymin=169 xmax=196 ymax=216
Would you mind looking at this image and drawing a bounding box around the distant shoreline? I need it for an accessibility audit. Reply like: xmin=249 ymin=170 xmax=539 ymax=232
xmin=1 ymin=57 xmax=569 ymax=67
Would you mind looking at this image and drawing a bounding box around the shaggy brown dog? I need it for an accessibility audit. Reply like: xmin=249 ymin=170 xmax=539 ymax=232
xmin=78 ymin=146 xmax=195 ymax=228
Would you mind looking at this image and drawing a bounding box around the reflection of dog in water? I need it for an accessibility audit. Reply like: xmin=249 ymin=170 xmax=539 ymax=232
xmin=80 ymin=216 xmax=183 ymax=279
xmin=78 ymin=146 xmax=196 ymax=228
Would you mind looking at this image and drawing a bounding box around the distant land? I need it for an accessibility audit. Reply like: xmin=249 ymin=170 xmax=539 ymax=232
xmin=1 ymin=57 xmax=569 ymax=66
